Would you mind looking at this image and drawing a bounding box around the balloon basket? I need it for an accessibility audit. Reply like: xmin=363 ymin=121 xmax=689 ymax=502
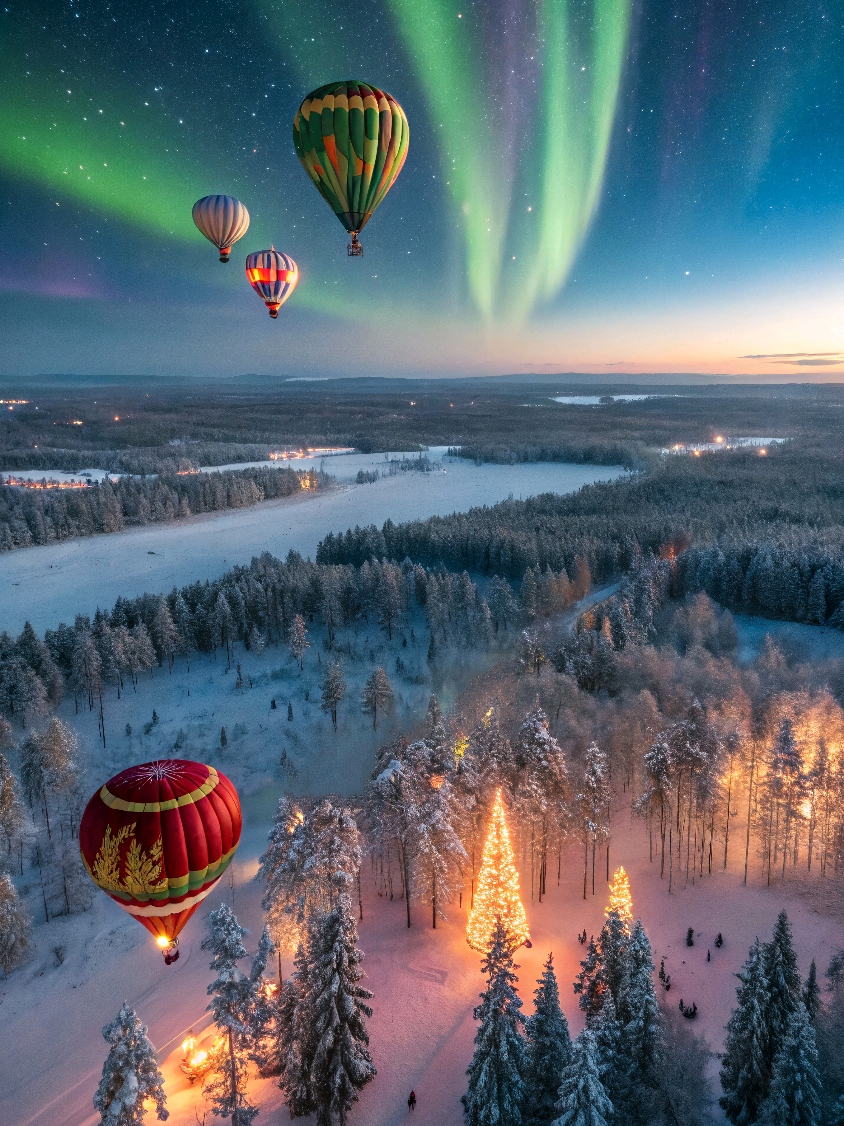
xmin=268 ymin=308 xmax=279 ymax=319
xmin=347 ymin=235 xmax=363 ymax=257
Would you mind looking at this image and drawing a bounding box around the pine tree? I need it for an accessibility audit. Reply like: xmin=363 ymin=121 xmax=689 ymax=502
xmin=552 ymin=1030 xmax=613 ymax=1126
xmin=618 ymin=919 xmax=662 ymax=1076
xmin=598 ymin=911 xmax=631 ymax=1007
xmin=0 ymin=749 xmax=27 ymax=864
xmin=763 ymin=910 xmax=801 ymax=1071
xmin=246 ymin=926 xmax=277 ymax=1069
xmin=360 ymin=667 xmax=393 ymax=730
xmin=803 ymin=960 xmax=821 ymax=1024
xmin=279 ymin=941 xmax=319 ymax=1116
xmin=320 ymin=663 xmax=346 ymax=730
xmin=259 ymin=797 xmax=360 ymax=951
xmin=759 ymin=1003 xmax=821 ymax=1126
xmin=93 ymin=1002 xmax=168 ymax=1124
xmin=0 ymin=871 xmax=31 ymax=973
xmin=201 ymin=904 xmax=259 ymax=1126
xmin=463 ymin=921 xmax=526 ymax=1126
xmin=523 ymin=954 xmax=572 ymax=1126
xmin=307 ymin=891 xmax=376 ymax=1126
xmin=720 ymin=938 xmax=770 ymax=1124
xmin=831 ymin=1094 xmax=844 ymax=1126
xmin=573 ymin=936 xmax=605 ymax=1025
xmin=592 ymin=993 xmax=621 ymax=1085
xmin=288 ymin=614 xmax=309 ymax=670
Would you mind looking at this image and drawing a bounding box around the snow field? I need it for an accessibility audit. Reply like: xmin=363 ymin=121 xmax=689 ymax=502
xmin=0 ymin=458 xmax=623 ymax=634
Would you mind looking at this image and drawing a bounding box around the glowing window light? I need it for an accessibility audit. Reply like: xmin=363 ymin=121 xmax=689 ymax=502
xmin=466 ymin=789 xmax=530 ymax=952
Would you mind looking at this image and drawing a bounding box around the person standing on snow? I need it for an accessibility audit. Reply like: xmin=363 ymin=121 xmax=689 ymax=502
xmin=408 ymin=1090 xmax=417 ymax=1111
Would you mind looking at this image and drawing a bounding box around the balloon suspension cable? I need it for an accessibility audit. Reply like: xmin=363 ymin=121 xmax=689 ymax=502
xmin=157 ymin=935 xmax=180 ymax=964
xmin=347 ymin=233 xmax=363 ymax=257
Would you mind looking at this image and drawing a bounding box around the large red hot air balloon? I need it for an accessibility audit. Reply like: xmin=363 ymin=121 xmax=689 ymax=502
xmin=80 ymin=759 xmax=241 ymax=961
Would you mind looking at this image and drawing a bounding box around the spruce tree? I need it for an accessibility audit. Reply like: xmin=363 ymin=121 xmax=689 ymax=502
xmin=0 ymin=871 xmax=31 ymax=973
xmin=523 ymin=954 xmax=572 ymax=1126
xmin=598 ymin=910 xmax=630 ymax=1008
xmin=760 ymin=1003 xmax=821 ymax=1126
xmin=552 ymin=1030 xmax=613 ymax=1126
xmin=802 ymin=959 xmax=821 ymax=1024
xmin=277 ymin=941 xmax=318 ymax=1116
xmin=307 ymin=889 xmax=376 ymax=1126
xmin=592 ymin=993 xmax=621 ymax=1084
xmin=763 ymin=910 xmax=801 ymax=1071
xmin=320 ymin=663 xmax=346 ymax=730
xmin=93 ymin=1002 xmax=168 ymax=1124
xmin=201 ymin=904 xmax=259 ymax=1126
xmin=618 ymin=919 xmax=662 ymax=1077
xmin=463 ymin=921 xmax=526 ymax=1126
xmin=720 ymin=938 xmax=770 ymax=1124
xmin=573 ymin=936 xmax=605 ymax=1024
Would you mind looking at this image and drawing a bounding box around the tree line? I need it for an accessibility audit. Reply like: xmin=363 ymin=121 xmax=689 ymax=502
xmin=317 ymin=445 xmax=844 ymax=631
xmin=0 ymin=465 xmax=325 ymax=551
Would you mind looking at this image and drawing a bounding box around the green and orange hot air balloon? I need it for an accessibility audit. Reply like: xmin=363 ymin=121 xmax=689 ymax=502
xmin=293 ymin=80 xmax=409 ymax=256
xmin=80 ymin=759 xmax=241 ymax=962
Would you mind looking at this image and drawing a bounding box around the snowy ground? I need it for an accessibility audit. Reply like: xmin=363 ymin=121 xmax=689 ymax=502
xmin=4 ymin=781 xmax=841 ymax=1126
xmin=0 ymin=457 xmax=623 ymax=634
xmin=734 ymin=612 xmax=844 ymax=664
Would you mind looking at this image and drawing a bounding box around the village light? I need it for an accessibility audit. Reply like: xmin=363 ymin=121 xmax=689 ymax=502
xmin=466 ymin=789 xmax=530 ymax=952
xmin=606 ymin=866 xmax=633 ymax=930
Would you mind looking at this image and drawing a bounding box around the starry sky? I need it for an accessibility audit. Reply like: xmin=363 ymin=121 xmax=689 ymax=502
xmin=1 ymin=0 xmax=843 ymax=380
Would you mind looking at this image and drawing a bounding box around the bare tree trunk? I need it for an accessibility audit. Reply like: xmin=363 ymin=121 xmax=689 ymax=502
xmin=724 ymin=752 xmax=734 ymax=869
xmin=432 ymin=870 xmax=437 ymax=929
xmin=744 ymin=748 xmax=756 ymax=886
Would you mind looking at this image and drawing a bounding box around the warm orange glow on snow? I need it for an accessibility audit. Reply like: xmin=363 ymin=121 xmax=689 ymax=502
xmin=466 ymin=789 xmax=530 ymax=952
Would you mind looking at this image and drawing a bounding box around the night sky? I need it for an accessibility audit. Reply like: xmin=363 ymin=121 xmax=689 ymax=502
xmin=1 ymin=0 xmax=843 ymax=379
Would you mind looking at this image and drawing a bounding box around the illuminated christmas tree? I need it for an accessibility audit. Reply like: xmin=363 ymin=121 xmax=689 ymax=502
xmin=606 ymin=866 xmax=632 ymax=930
xmin=466 ymin=790 xmax=530 ymax=952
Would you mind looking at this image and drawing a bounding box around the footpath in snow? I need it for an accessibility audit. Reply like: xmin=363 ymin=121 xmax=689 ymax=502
xmin=0 ymin=457 xmax=622 ymax=633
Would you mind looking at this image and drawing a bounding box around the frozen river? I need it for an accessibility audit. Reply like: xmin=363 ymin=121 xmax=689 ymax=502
xmin=0 ymin=453 xmax=624 ymax=633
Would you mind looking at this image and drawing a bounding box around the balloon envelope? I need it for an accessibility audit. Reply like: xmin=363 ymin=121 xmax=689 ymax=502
xmin=80 ymin=759 xmax=242 ymax=944
xmin=245 ymin=248 xmax=299 ymax=318
xmin=293 ymin=81 xmax=409 ymax=241
xmin=192 ymin=195 xmax=250 ymax=261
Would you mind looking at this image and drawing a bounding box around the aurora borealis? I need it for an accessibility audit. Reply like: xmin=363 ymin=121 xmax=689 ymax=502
xmin=1 ymin=0 xmax=842 ymax=378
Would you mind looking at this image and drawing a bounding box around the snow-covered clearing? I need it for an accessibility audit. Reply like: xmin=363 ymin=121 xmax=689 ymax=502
xmin=0 ymin=457 xmax=623 ymax=634
xmin=4 ymin=783 xmax=840 ymax=1126
xmin=734 ymin=612 xmax=844 ymax=664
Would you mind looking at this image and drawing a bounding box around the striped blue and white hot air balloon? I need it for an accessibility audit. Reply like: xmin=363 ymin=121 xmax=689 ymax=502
xmin=192 ymin=195 xmax=250 ymax=262
xmin=245 ymin=248 xmax=299 ymax=319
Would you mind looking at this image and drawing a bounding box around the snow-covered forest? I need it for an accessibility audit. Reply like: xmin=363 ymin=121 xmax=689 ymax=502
xmin=5 ymin=379 xmax=844 ymax=1126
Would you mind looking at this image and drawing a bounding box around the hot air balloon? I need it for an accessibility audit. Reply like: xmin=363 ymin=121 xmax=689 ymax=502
xmin=293 ymin=81 xmax=409 ymax=256
xmin=245 ymin=248 xmax=299 ymax=318
xmin=192 ymin=195 xmax=250 ymax=262
xmin=79 ymin=759 xmax=241 ymax=962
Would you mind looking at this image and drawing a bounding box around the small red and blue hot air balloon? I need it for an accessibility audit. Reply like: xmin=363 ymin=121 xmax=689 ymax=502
xmin=245 ymin=247 xmax=299 ymax=319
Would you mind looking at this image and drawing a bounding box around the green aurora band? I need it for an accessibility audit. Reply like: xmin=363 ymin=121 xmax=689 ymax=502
xmin=388 ymin=0 xmax=631 ymax=322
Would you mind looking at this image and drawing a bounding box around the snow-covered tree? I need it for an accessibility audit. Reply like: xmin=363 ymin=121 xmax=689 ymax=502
xmin=573 ymin=936 xmax=605 ymax=1025
xmin=150 ymin=597 xmax=180 ymax=672
xmin=803 ymin=960 xmax=821 ymax=1024
xmin=320 ymin=663 xmax=347 ymax=730
xmin=93 ymin=1002 xmax=168 ymax=1124
xmin=402 ymin=761 xmax=467 ymax=928
xmin=635 ymin=735 xmax=674 ymax=878
xmin=288 ymin=614 xmax=309 ymax=671
xmin=0 ymin=871 xmax=31 ymax=973
xmin=463 ymin=920 xmax=526 ymax=1126
xmin=488 ymin=576 xmax=517 ymax=632
xmin=201 ymin=904 xmax=259 ymax=1126
xmin=246 ymin=925 xmax=277 ymax=1067
xmin=576 ymin=743 xmax=610 ymax=900
xmin=720 ymin=937 xmax=770 ymax=1125
xmin=276 ymin=941 xmax=318 ymax=1116
xmin=759 ymin=1003 xmax=821 ymax=1126
xmin=592 ymin=993 xmax=621 ymax=1084
xmin=617 ymin=919 xmax=662 ymax=1076
xmin=523 ymin=954 xmax=571 ymax=1126
xmin=763 ymin=910 xmax=801 ymax=1071
xmin=259 ymin=797 xmax=361 ymax=951
xmin=307 ymin=891 xmax=376 ymax=1126
xmin=551 ymin=1029 xmax=613 ymax=1126
xmin=0 ymin=749 xmax=27 ymax=866
xmin=360 ymin=667 xmax=393 ymax=729
xmin=509 ymin=707 xmax=568 ymax=902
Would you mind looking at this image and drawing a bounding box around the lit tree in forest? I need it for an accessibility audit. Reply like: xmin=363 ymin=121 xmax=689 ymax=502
xmin=466 ymin=790 xmax=530 ymax=952
xmin=605 ymin=867 xmax=632 ymax=930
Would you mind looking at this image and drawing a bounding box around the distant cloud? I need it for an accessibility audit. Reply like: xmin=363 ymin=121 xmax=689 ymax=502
xmin=741 ymin=352 xmax=844 ymax=362
xmin=772 ymin=358 xmax=844 ymax=366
